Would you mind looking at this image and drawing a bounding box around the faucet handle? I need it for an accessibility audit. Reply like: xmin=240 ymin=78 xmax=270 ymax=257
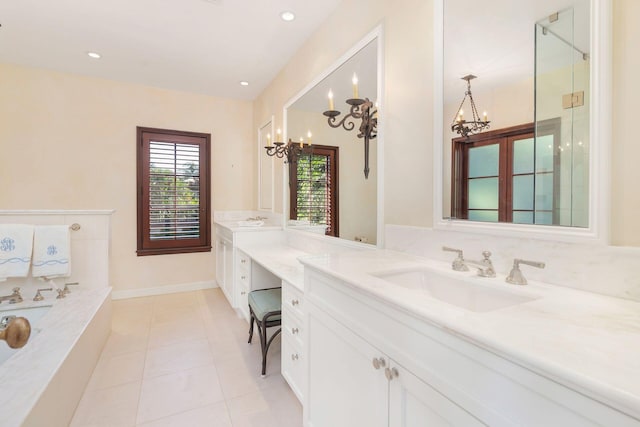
xmin=34 ymin=288 xmax=53 ymax=302
xmin=442 ymin=247 xmax=469 ymax=272
xmin=506 ymin=258 xmax=545 ymax=286
xmin=63 ymin=282 xmax=79 ymax=295
xmin=56 ymin=288 xmax=66 ymax=299
xmin=12 ymin=287 xmax=21 ymax=296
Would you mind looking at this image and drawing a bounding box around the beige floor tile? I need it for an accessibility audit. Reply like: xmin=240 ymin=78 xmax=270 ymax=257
xmin=136 ymin=364 xmax=225 ymax=424
xmin=86 ymin=350 xmax=146 ymax=392
xmin=147 ymin=315 xmax=206 ymax=348
xmin=152 ymin=291 xmax=200 ymax=312
xmin=70 ymin=380 xmax=141 ymax=427
xmin=144 ymin=338 xmax=214 ymax=379
xmin=101 ymin=328 xmax=150 ymax=358
xmin=226 ymin=381 xmax=302 ymax=427
xmin=136 ymin=402 xmax=232 ymax=427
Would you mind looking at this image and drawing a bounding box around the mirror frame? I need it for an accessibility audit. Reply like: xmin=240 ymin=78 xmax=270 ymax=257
xmin=433 ymin=0 xmax=612 ymax=244
xmin=282 ymin=25 xmax=385 ymax=248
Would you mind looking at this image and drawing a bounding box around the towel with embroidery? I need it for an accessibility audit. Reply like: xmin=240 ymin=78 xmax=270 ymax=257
xmin=0 ymin=224 xmax=34 ymax=281
xmin=32 ymin=225 xmax=71 ymax=278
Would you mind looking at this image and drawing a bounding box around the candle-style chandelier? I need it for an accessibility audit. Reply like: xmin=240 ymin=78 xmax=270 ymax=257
xmin=451 ymin=74 xmax=490 ymax=138
xmin=323 ymin=73 xmax=377 ymax=179
xmin=264 ymin=131 xmax=313 ymax=164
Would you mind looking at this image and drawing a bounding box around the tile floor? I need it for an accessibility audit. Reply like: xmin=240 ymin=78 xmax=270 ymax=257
xmin=70 ymin=288 xmax=302 ymax=427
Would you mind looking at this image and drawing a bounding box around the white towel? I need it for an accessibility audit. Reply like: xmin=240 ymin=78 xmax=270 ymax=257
xmin=0 ymin=224 xmax=34 ymax=281
xmin=32 ymin=225 xmax=71 ymax=278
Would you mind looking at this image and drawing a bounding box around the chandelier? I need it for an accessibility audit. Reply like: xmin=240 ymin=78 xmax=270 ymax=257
xmin=451 ymin=75 xmax=490 ymax=138
xmin=323 ymin=73 xmax=377 ymax=179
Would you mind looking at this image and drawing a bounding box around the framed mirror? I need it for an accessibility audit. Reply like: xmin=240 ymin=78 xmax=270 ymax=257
xmin=433 ymin=0 xmax=611 ymax=242
xmin=282 ymin=26 xmax=384 ymax=246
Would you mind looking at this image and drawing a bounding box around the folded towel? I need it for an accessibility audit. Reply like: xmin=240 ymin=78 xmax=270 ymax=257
xmin=32 ymin=225 xmax=71 ymax=278
xmin=237 ymin=220 xmax=264 ymax=227
xmin=0 ymin=224 xmax=34 ymax=281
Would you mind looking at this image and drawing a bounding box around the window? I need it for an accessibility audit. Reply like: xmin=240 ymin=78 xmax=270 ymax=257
xmin=451 ymin=120 xmax=560 ymax=224
xmin=289 ymin=145 xmax=339 ymax=236
xmin=137 ymin=127 xmax=211 ymax=255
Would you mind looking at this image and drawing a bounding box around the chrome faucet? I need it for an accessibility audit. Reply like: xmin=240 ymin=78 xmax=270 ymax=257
xmin=442 ymin=246 xmax=469 ymax=271
xmin=506 ymin=259 xmax=545 ymax=285
xmin=464 ymin=251 xmax=496 ymax=278
xmin=0 ymin=287 xmax=23 ymax=304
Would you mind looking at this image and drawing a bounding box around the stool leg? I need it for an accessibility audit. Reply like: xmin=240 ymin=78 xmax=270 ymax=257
xmin=260 ymin=319 xmax=268 ymax=376
xmin=248 ymin=311 xmax=255 ymax=344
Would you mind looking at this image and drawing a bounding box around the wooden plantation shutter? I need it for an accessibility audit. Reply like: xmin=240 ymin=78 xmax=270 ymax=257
xmin=137 ymin=127 xmax=211 ymax=255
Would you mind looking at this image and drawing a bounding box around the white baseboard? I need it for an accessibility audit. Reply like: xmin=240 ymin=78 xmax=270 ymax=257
xmin=111 ymin=280 xmax=218 ymax=300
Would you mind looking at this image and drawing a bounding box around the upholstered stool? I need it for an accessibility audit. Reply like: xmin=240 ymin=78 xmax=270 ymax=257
xmin=248 ymin=287 xmax=282 ymax=376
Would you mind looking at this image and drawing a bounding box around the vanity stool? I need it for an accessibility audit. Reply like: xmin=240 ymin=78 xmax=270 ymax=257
xmin=248 ymin=287 xmax=282 ymax=376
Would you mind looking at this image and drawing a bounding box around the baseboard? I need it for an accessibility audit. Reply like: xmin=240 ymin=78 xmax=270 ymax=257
xmin=111 ymin=280 xmax=217 ymax=300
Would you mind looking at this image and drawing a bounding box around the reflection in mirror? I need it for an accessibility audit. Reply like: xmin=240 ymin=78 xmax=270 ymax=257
xmin=443 ymin=0 xmax=590 ymax=227
xmin=286 ymin=39 xmax=378 ymax=244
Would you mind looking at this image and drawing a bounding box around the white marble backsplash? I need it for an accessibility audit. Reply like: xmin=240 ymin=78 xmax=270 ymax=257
xmin=214 ymin=210 xmax=282 ymax=226
xmin=385 ymin=224 xmax=640 ymax=302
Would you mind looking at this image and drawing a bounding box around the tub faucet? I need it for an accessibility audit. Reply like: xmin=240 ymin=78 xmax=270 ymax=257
xmin=464 ymin=251 xmax=496 ymax=278
xmin=506 ymin=259 xmax=545 ymax=285
xmin=0 ymin=287 xmax=23 ymax=304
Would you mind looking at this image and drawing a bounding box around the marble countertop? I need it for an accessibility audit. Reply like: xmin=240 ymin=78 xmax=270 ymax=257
xmin=236 ymin=243 xmax=308 ymax=290
xmin=298 ymin=249 xmax=640 ymax=420
xmin=0 ymin=287 xmax=111 ymax=426
xmin=214 ymin=220 xmax=282 ymax=233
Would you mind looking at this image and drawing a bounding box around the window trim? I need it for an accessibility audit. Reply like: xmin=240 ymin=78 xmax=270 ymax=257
xmin=136 ymin=126 xmax=211 ymax=256
xmin=289 ymin=144 xmax=339 ymax=237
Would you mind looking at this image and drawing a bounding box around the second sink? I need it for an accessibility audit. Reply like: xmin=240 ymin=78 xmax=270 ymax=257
xmin=372 ymin=268 xmax=539 ymax=312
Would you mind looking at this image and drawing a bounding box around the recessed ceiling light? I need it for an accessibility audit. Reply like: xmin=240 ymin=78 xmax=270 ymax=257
xmin=87 ymin=52 xmax=101 ymax=59
xmin=240 ymin=81 xmax=249 ymax=86
xmin=280 ymin=11 xmax=295 ymax=22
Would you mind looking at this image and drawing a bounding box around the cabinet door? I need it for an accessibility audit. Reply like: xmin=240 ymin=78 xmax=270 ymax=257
xmin=223 ymin=241 xmax=234 ymax=305
xmin=215 ymin=239 xmax=225 ymax=288
xmin=389 ymin=362 xmax=485 ymax=427
xmin=307 ymin=309 xmax=388 ymax=427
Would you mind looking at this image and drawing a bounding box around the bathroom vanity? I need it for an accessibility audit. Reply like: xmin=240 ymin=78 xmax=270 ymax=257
xmin=299 ymin=250 xmax=640 ymax=427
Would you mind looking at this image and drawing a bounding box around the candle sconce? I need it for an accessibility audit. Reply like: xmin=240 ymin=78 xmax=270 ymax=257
xmin=323 ymin=97 xmax=377 ymax=179
xmin=264 ymin=138 xmax=313 ymax=164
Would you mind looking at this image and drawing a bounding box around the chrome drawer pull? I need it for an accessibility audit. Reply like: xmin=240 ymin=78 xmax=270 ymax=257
xmin=384 ymin=367 xmax=399 ymax=381
xmin=372 ymin=357 xmax=386 ymax=370
xmin=291 ymin=299 xmax=299 ymax=306
xmin=291 ymin=353 xmax=299 ymax=361
xmin=291 ymin=327 xmax=299 ymax=334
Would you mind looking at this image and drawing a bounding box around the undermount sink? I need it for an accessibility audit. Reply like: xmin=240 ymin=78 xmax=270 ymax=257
xmin=372 ymin=268 xmax=539 ymax=312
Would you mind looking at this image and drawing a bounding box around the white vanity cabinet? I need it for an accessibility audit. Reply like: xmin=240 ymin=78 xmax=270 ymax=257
xmin=305 ymin=267 xmax=640 ymax=427
xmin=215 ymin=227 xmax=234 ymax=304
xmin=236 ymin=249 xmax=252 ymax=320
xmin=281 ymin=280 xmax=306 ymax=402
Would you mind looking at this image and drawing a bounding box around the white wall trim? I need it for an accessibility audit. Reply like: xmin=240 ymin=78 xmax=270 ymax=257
xmin=111 ymin=280 xmax=217 ymax=300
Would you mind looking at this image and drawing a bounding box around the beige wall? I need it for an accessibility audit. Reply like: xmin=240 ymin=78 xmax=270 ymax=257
xmin=0 ymin=63 xmax=254 ymax=292
xmin=255 ymin=0 xmax=640 ymax=247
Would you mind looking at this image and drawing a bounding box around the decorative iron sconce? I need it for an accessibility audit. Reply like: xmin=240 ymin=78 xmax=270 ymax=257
xmin=323 ymin=74 xmax=377 ymax=179
xmin=264 ymin=132 xmax=313 ymax=164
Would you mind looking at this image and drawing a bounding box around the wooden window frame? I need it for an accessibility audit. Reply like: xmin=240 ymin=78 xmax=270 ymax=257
xmin=451 ymin=120 xmax=560 ymax=223
xmin=289 ymin=145 xmax=339 ymax=237
xmin=137 ymin=126 xmax=211 ymax=256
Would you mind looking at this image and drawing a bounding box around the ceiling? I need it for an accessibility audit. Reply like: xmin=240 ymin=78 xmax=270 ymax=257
xmin=0 ymin=0 xmax=343 ymax=100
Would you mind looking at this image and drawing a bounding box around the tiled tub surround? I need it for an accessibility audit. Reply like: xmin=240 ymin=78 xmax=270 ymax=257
xmin=385 ymin=224 xmax=640 ymax=302
xmin=299 ymin=249 xmax=640 ymax=423
xmin=0 ymin=288 xmax=111 ymax=427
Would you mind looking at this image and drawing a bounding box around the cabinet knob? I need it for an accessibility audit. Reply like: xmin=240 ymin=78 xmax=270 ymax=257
xmin=241 ymin=276 xmax=246 ymax=280
xmin=372 ymin=357 xmax=386 ymax=370
xmin=291 ymin=327 xmax=299 ymax=335
xmin=241 ymin=291 xmax=246 ymax=295
xmin=241 ymin=259 xmax=246 ymax=264
xmin=291 ymin=299 xmax=299 ymax=306
xmin=384 ymin=367 xmax=399 ymax=381
xmin=291 ymin=353 xmax=299 ymax=361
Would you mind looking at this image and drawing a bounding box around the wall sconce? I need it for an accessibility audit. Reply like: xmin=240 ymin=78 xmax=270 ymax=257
xmin=264 ymin=130 xmax=313 ymax=164
xmin=323 ymin=73 xmax=377 ymax=179
xmin=451 ymin=74 xmax=490 ymax=138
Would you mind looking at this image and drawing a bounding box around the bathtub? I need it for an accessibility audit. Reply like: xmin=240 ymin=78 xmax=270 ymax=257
xmin=0 ymin=288 xmax=111 ymax=427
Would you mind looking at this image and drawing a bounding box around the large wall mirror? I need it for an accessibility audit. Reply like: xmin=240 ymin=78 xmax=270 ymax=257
xmin=283 ymin=27 xmax=383 ymax=246
xmin=434 ymin=0 xmax=611 ymax=242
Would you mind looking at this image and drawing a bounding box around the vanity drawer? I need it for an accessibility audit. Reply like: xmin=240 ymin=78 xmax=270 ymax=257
xmin=237 ymin=250 xmax=251 ymax=270
xmin=283 ymin=310 xmax=305 ymax=348
xmin=282 ymin=332 xmax=305 ymax=403
xmin=282 ymin=281 xmax=304 ymax=319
